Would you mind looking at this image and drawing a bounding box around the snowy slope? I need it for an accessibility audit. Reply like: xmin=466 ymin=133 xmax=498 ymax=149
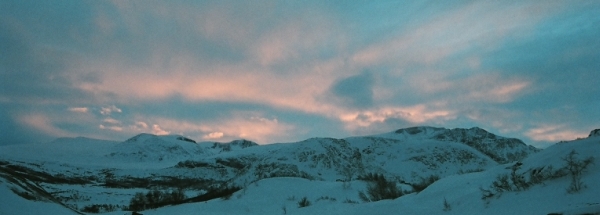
xmin=0 ymin=179 xmax=79 ymax=215
xmin=0 ymin=166 xmax=81 ymax=215
xmin=120 ymin=131 xmax=600 ymax=215
xmin=363 ymin=130 xmax=600 ymax=215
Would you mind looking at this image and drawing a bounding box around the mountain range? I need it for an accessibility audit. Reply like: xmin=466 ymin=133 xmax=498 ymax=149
xmin=0 ymin=126 xmax=598 ymax=215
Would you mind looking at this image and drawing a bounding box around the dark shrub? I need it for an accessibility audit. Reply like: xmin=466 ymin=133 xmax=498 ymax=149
xmin=298 ymin=197 xmax=311 ymax=208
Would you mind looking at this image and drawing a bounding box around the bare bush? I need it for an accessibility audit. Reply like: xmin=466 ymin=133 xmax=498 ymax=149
xmin=562 ymin=150 xmax=594 ymax=193
xmin=358 ymin=173 xmax=402 ymax=202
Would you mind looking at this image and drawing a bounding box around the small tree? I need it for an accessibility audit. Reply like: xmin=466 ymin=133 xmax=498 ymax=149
xmin=510 ymin=163 xmax=531 ymax=191
xmin=341 ymin=166 xmax=355 ymax=189
xmin=562 ymin=150 xmax=594 ymax=193
xmin=443 ymin=197 xmax=451 ymax=212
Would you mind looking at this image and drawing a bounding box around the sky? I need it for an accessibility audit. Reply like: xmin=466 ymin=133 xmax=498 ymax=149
xmin=1 ymin=0 xmax=599 ymax=148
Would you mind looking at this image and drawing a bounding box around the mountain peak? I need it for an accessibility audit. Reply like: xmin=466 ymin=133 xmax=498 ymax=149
xmin=211 ymin=139 xmax=258 ymax=152
xmin=394 ymin=126 xmax=445 ymax=135
xmin=124 ymin=133 xmax=157 ymax=143
xmin=589 ymin=128 xmax=600 ymax=137
xmin=124 ymin=133 xmax=197 ymax=144
xmin=467 ymin=126 xmax=487 ymax=132
xmin=388 ymin=126 xmax=537 ymax=163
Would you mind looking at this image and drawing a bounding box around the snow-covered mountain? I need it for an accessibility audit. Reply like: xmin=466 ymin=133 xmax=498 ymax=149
xmin=391 ymin=126 xmax=539 ymax=163
xmin=107 ymin=133 xmax=210 ymax=163
xmin=0 ymin=126 xmax=598 ymax=215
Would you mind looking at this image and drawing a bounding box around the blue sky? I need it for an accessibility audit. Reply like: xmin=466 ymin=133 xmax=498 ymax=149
xmin=1 ymin=0 xmax=599 ymax=148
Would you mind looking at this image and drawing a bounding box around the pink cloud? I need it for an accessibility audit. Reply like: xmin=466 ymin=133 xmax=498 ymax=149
xmin=340 ymin=105 xmax=455 ymax=130
xmin=74 ymin=1 xmax=346 ymax=118
xmin=102 ymin=118 xmax=121 ymax=124
xmin=71 ymin=55 xmax=343 ymax=117
xmin=71 ymin=53 xmax=479 ymax=140
xmin=65 ymin=1 xmax=566 ymax=144
xmin=99 ymin=124 xmax=123 ymax=132
xmin=460 ymin=74 xmax=530 ymax=103
xmin=463 ymin=108 xmax=524 ymax=134
xmin=525 ymin=125 xmax=588 ymax=142
xmin=152 ymin=124 xmax=170 ymax=135
xmin=409 ymin=73 xmax=531 ymax=103
xmin=18 ymin=114 xmax=72 ymax=137
xmin=142 ymin=114 xmax=295 ymax=144
xmin=135 ymin=121 xmax=148 ymax=129
xmin=203 ymin=132 xmax=224 ymax=139
xmin=126 ymin=121 xmax=151 ymax=134
xmin=100 ymin=105 xmax=122 ymax=115
xmin=68 ymin=107 xmax=89 ymax=113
